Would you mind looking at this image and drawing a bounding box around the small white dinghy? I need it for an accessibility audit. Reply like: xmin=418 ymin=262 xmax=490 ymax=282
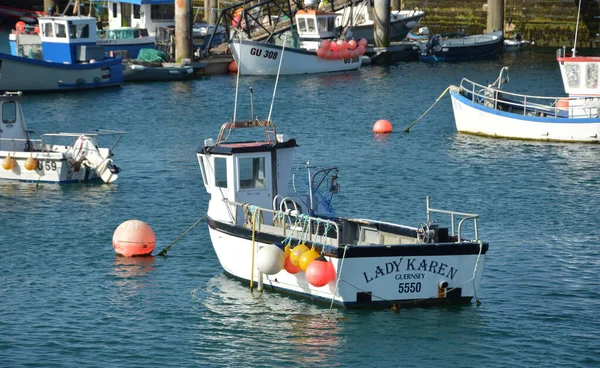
xmin=0 ymin=92 xmax=125 ymax=183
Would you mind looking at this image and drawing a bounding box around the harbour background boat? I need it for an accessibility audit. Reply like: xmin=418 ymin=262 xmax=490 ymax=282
xmin=1 ymin=27 xmax=599 ymax=366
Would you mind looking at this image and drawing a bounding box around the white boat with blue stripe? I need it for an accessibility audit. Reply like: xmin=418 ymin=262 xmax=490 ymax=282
xmin=450 ymin=67 xmax=600 ymax=143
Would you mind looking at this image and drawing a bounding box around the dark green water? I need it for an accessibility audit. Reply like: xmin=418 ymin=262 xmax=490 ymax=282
xmin=1 ymin=28 xmax=599 ymax=367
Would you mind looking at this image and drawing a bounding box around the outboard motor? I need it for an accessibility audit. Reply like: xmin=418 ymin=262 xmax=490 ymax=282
xmin=65 ymin=135 xmax=119 ymax=183
xmin=425 ymin=35 xmax=440 ymax=54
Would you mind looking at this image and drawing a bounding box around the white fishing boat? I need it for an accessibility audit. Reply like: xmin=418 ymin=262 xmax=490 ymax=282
xmin=228 ymin=9 xmax=363 ymax=75
xmin=335 ymin=0 xmax=425 ymax=43
xmin=0 ymin=92 xmax=124 ymax=183
xmin=196 ymin=81 xmax=488 ymax=309
xmin=417 ymin=30 xmax=504 ymax=62
xmin=449 ymin=67 xmax=600 ymax=143
xmin=4 ymin=15 xmax=122 ymax=93
xmin=503 ymin=33 xmax=534 ymax=51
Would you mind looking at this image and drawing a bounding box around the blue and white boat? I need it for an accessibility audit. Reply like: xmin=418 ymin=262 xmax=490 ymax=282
xmin=449 ymin=67 xmax=600 ymax=143
xmin=3 ymin=15 xmax=122 ymax=93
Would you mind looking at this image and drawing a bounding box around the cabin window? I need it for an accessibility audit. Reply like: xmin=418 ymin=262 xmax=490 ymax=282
xmin=151 ymin=4 xmax=175 ymax=20
xmin=238 ymin=157 xmax=266 ymax=189
xmin=112 ymin=3 xmax=117 ymax=18
xmin=78 ymin=24 xmax=89 ymax=38
xmin=586 ymin=64 xmax=598 ymax=89
xmin=199 ymin=157 xmax=208 ymax=186
xmin=214 ymin=157 xmax=228 ymax=188
xmin=133 ymin=5 xmax=141 ymax=19
xmin=55 ymin=23 xmax=66 ymax=38
xmin=306 ymin=18 xmax=316 ymax=33
xmin=2 ymin=102 xmax=17 ymax=124
xmin=42 ymin=22 xmax=54 ymax=37
xmin=297 ymin=18 xmax=307 ymax=33
xmin=68 ymin=23 xmax=77 ymax=38
xmin=317 ymin=17 xmax=330 ymax=32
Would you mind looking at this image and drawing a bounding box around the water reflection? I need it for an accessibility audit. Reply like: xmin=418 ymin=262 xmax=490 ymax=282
xmin=190 ymin=274 xmax=345 ymax=366
xmin=110 ymin=256 xmax=156 ymax=302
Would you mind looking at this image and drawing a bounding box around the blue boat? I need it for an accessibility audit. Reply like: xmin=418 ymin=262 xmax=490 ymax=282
xmin=416 ymin=30 xmax=504 ymax=62
xmin=2 ymin=15 xmax=122 ymax=93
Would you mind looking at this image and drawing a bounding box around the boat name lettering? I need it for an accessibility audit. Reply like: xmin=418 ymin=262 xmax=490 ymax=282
xmin=37 ymin=160 xmax=57 ymax=171
xmin=250 ymin=48 xmax=278 ymax=60
xmin=363 ymin=257 xmax=458 ymax=283
xmin=406 ymin=258 xmax=457 ymax=280
xmin=343 ymin=56 xmax=360 ymax=64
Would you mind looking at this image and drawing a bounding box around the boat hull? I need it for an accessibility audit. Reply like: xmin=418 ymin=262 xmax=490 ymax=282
xmin=123 ymin=62 xmax=195 ymax=82
xmin=97 ymin=37 xmax=155 ymax=59
xmin=208 ymin=218 xmax=487 ymax=309
xmin=0 ymin=52 xmax=122 ymax=93
xmin=228 ymin=39 xmax=362 ymax=75
xmin=450 ymin=89 xmax=600 ymax=142
xmin=419 ymin=31 xmax=504 ymax=62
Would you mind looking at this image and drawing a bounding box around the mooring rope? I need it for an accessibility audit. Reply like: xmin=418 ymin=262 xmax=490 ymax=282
xmin=404 ymin=86 xmax=450 ymax=132
xmin=157 ymin=215 xmax=206 ymax=256
xmin=328 ymin=245 xmax=349 ymax=318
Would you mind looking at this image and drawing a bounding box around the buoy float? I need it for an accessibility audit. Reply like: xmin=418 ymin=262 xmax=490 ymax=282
xmin=284 ymin=255 xmax=301 ymax=274
xmin=2 ymin=154 xmax=14 ymax=170
xmin=289 ymin=243 xmax=309 ymax=267
xmin=228 ymin=60 xmax=238 ymax=73
xmin=112 ymin=220 xmax=156 ymax=257
xmin=298 ymin=247 xmax=320 ymax=271
xmin=373 ymin=119 xmax=393 ymax=133
xmin=306 ymin=255 xmax=336 ymax=287
xmin=256 ymin=244 xmax=285 ymax=275
xmin=24 ymin=155 xmax=36 ymax=171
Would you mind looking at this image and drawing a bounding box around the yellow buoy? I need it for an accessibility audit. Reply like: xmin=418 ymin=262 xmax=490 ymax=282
xmin=2 ymin=154 xmax=14 ymax=170
xmin=289 ymin=243 xmax=309 ymax=267
xmin=24 ymin=155 xmax=36 ymax=171
xmin=299 ymin=247 xmax=320 ymax=271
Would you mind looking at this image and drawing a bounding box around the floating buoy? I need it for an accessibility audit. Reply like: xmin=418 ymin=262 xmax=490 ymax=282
xmin=256 ymin=244 xmax=285 ymax=275
xmin=228 ymin=60 xmax=238 ymax=73
xmin=306 ymin=255 xmax=336 ymax=287
xmin=289 ymin=243 xmax=309 ymax=267
xmin=2 ymin=154 xmax=14 ymax=170
xmin=299 ymin=247 xmax=320 ymax=271
xmin=112 ymin=220 xmax=156 ymax=257
xmin=24 ymin=155 xmax=36 ymax=171
xmin=284 ymin=255 xmax=301 ymax=274
xmin=348 ymin=39 xmax=357 ymax=50
xmin=373 ymin=119 xmax=393 ymax=133
xmin=358 ymin=38 xmax=368 ymax=47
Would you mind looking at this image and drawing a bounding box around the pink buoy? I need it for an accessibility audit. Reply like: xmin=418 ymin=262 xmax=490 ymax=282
xmin=373 ymin=119 xmax=393 ymax=133
xmin=306 ymin=256 xmax=336 ymax=287
xmin=330 ymin=42 xmax=339 ymax=52
xmin=358 ymin=38 xmax=368 ymax=47
xmin=113 ymin=220 xmax=156 ymax=257
xmin=325 ymin=50 xmax=333 ymax=59
xmin=348 ymin=39 xmax=357 ymax=50
xmin=343 ymin=49 xmax=352 ymax=59
xmin=357 ymin=45 xmax=366 ymax=56
xmin=316 ymin=47 xmax=326 ymax=58
xmin=320 ymin=39 xmax=332 ymax=50
xmin=228 ymin=60 xmax=238 ymax=73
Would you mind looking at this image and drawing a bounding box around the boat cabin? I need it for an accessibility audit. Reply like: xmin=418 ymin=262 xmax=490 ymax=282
xmin=0 ymin=93 xmax=29 ymax=152
xmin=38 ymin=16 xmax=104 ymax=63
xmin=197 ymin=120 xmax=297 ymax=225
xmin=295 ymin=9 xmax=339 ymax=50
xmin=104 ymin=0 xmax=175 ymax=37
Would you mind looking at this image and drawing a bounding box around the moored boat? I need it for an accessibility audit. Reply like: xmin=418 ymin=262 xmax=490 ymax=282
xmin=197 ymin=87 xmax=488 ymax=309
xmin=417 ymin=30 xmax=504 ymax=62
xmin=0 ymin=92 xmax=124 ymax=183
xmin=449 ymin=67 xmax=600 ymax=143
xmin=3 ymin=15 xmax=122 ymax=93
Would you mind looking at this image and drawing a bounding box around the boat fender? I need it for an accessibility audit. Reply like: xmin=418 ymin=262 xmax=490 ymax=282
xmin=437 ymin=281 xmax=449 ymax=298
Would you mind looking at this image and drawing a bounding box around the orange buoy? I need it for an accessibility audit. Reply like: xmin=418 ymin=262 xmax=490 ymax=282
xmin=24 ymin=155 xmax=36 ymax=171
xmin=373 ymin=119 xmax=392 ymax=133
xmin=2 ymin=154 xmax=14 ymax=170
xmin=228 ymin=60 xmax=238 ymax=73
xmin=284 ymin=255 xmax=301 ymax=274
xmin=113 ymin=220 xmax=156 ymax=257
xmin=306 ymin=255 xmax=336 ymax=287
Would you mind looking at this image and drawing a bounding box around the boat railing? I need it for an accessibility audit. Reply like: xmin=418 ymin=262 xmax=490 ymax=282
xmin=425 ymin=196 xmax=479 ymax=241
xmin=0 ymin=137 xmax=43 ymax=152
xmin=458 ymin=77 xmax=599 ymax=119
xmin=223 ymin=199 xmax=341 ymax=246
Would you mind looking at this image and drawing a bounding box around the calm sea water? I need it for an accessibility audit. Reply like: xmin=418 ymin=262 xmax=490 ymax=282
xmin=1 ymin=29 xmax=599 ymax=367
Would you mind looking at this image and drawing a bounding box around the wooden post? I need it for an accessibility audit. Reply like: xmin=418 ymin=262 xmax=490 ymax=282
xmin=487 ymin=0 xmax=504 ymax=33
xmin=373 ymin=0 xmax=390 ymax=48
xmin=175 ymin=0 xmax=192 ymax=62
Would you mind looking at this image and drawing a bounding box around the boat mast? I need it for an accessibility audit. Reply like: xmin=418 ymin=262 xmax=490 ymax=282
xmin=573 ymin=0 xmax=582 ymax=57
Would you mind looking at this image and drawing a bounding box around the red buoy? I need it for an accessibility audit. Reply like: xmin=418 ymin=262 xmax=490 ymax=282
xmin=228 ymin=60 xmax=238 ymax=73
xmin=305 ymin=256 xmax=336 ymax=287
xmin=113 ymin=220 xmax=156 ymax=257
xmin=284 ymin=255 xmax=301 ymax=274
xmin=373 ymin=119 xmax=392 ymax=133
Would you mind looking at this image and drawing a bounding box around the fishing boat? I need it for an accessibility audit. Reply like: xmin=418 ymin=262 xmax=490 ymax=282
xmin=122 ymin=60 xmax=194 ymax=81
xmin=196 ymin=83 xmax=488 ymax=309
xmin=335 ymin=0 xmax=425 ymax=43
xmin=228 ymin=9 xmax=363 ymax=75
xmin=417 ymin=30 xmax=504 ymax=62
xmin=0 ymin=92 xmax=124 ymax=183
xmin=503 ymin=33 xmax=534 ymax=51
xmin=3 ymin=15 xmax=122 ymax=93
xmin=407 ymin=26 xmax=430 ymax=42
xmin=449 ymin=67 xmax=600 ymax=142
xmin=556 ymin=44 xmax=600 ymax=98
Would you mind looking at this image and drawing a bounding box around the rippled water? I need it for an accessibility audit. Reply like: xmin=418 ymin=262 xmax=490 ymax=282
xmin=1 ymin=29 xmax=599 ymax=367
